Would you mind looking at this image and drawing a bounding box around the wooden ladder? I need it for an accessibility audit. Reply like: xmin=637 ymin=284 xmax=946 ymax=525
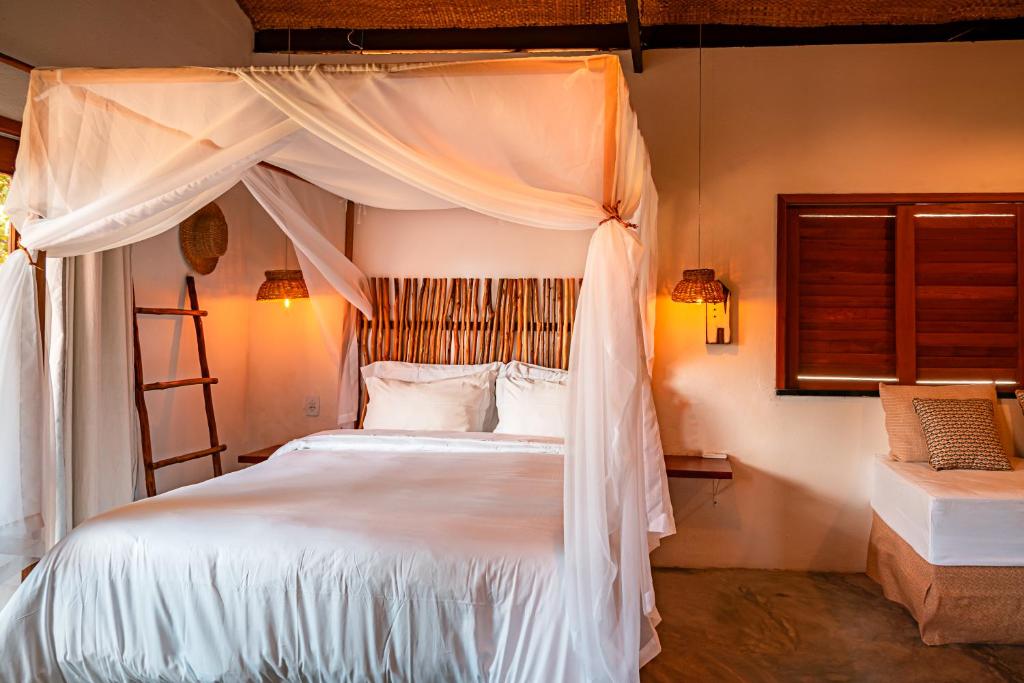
xmin=133 ymin=275 xmax=225 ymax=497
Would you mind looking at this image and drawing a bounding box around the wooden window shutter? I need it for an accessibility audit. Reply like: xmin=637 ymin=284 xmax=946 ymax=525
xmin=0 ymin=137 xmax=15 ymax=176
xmin=781 ymin=206 xmax=897 ymax=390
xmin=899 ymin=203 xmax=1023 ymax=386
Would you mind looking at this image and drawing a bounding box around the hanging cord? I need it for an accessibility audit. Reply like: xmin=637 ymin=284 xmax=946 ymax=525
xmin=17 ymin=245 xmax=40 ymax=269
xmin=599 ymin=200 xmax=638 ymax=230
xmin=347 ymin=29 xmax=365 ymax=51
xmin=697 ymin=23 xmax=703 ymax=269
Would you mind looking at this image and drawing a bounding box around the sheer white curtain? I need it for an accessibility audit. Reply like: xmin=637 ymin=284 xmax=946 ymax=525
xmin=4 ymin=56 xmax=672 ymax=681
xmin=0 ymin=251 xmax=43 ymax=595
xmin=242 ymin=167 xmax=368 ymax=424
xmin=57 ymin=251 xmax=137 ymax=526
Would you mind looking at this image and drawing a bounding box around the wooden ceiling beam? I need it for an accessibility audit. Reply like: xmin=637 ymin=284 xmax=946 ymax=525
xmin=0 ymin=52 xmax=32 ymax=74
xmin=254 ymin=17 xmax=1024 ymax=59
xmin=624 ymin=0 xmax=643 ymax=73
xmin=255 ymin=25 xmax=627 ymax=53
xmin=0 ymin=116 xmax=21 ymax=140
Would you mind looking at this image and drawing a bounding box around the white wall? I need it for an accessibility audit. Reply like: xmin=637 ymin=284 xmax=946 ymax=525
xmin=630 ymin=42 xmax=1024 ymax=570
xmin=353 ymin=206 xmax=591 ymax=277
xmin=0 ymin=0 xmax=251 ymax=120
xmin=132 ymin=182 xmax=346 ymax=494
xmin=131 ymin=186 xmax=253 ymax=492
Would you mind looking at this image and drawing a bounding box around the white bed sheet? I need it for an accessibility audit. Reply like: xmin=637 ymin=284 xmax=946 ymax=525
xmin=0 ymin=430 xmax=575 ymax=682
xmin=871 ymin=454 xmax=1024 ymax=566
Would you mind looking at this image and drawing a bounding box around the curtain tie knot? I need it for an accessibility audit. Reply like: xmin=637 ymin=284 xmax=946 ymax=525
xmin=17 ymin=246 xmax=40 ymax=269
xmin=599 ymin=200 xmax=637 ymax=230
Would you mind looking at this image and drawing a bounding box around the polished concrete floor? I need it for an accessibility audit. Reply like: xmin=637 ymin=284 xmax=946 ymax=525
xmin=641 ymin=568 xmax=1024 ymax=683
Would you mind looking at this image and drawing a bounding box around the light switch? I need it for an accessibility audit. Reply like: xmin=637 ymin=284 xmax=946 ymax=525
xmin=304 ymin=395 xmax=320 ymax=417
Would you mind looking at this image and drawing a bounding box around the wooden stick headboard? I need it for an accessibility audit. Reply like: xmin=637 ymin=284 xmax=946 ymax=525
xmin=358 ymin=277 xmax=582 ymax=370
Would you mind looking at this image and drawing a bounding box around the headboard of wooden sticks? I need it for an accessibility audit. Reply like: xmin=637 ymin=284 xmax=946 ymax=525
xmin=358 ymin=277 xmax=582 ymax=370
xmin=357 ymin=277 xmax=582 ymax=423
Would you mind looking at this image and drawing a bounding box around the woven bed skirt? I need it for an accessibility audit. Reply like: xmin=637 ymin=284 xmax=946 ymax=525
xmin=867 ymin=512 xmax=1024 ymax=645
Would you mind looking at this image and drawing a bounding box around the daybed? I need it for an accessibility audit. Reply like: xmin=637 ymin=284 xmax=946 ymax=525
xmin=868 ymin=455 xmax=1024 ymax=645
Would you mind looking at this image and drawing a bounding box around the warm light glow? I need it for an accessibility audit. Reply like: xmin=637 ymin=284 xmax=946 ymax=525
xmin=913 ymin=213 xmax=1015 ymax=218
xmin=283 ymin=298 xmax=291 ymax=309
xmin=797 ymin=375 xmax=898 ymax=382
xmin=798 ymin=214 xmax=895 ymax=219
xmin=916 ymin=379 xmax=1017 ymax=385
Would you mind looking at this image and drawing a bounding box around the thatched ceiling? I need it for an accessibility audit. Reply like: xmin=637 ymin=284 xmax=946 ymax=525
xmin=236 ymin=1 xmax=1024 ymax=31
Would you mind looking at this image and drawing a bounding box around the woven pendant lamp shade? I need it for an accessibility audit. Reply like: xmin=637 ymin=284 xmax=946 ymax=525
xmin=671 ymin=268 xmax=726 ymax=304
xmin=256 ymin=269 xmax=309 ymax=302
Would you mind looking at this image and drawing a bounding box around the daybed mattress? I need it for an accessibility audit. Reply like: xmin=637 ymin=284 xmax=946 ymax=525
xmin=871 ymin=454 xmax=1024 ymax=566
xmin=0 ymin=430 xmax=575 ymax=682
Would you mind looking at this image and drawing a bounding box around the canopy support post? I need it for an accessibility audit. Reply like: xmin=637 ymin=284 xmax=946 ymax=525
xmin=344 ymin=200 xmax=356 ymax=260
xmin=35 ymin=251 xmax=45 ymax=354
xmin=624 ymin=0 xmax=644 ymax=73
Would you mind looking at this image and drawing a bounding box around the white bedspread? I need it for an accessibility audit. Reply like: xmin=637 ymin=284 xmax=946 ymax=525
xmin=0 ymin=430 xmax=577 ymax=682
xmin=872 ymin=454 xmax=1024 ymax=566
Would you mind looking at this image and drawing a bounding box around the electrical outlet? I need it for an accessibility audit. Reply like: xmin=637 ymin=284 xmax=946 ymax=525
xmin=304 ymin=395 xmax=320 ymax=417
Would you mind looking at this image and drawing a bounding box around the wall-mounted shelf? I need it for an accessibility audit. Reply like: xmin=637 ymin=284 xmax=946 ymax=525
xmin=664 ymin=454 xmax=732 ymax=479
xmin=237 ymin=444 xmax=282 ymax=464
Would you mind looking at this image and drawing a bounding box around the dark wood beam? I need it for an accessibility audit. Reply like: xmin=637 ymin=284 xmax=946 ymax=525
xmin=256 ymin=25 xmax=627 ymax=53
xmin=624 ymin=0 xmax=643 ymax=73
xmin=254 ymin=17 xmax=1024 ymax=56
xmin=344 ymin=200 xmax=355 ymax=260
xmin=0 ymin=137 xmax=16 ymax=175
xmin=0 ymin=115 xmax=18 ymax=174
xmin=0 ymin=52 xmax=32 ymax=73
xmin=0 ymin=115 xmax=21 ymax=140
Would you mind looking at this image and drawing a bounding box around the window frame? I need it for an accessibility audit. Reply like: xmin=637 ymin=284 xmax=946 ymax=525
xmin=776 ymin=193 xmax=1024 ymax=397
xmin=1 ymin=115 xmax=20 ymax=253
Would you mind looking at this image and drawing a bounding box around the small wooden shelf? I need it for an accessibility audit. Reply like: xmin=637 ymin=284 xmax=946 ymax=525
xmin=664 ymin=454 xmax=733 ymax=479
xmin=237 ymin=444 xmax=283 ymax=464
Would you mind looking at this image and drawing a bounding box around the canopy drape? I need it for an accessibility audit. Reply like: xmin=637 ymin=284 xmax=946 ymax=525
xmin=3 ymin=55 xmax=673 ymax=682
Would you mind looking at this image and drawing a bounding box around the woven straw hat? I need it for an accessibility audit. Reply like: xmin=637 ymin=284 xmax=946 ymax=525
xmin=179 ymin=203 xmax=228 ymax=275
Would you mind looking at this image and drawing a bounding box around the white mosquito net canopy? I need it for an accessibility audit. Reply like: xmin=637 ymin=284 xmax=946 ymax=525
xmin=1 ymin=55 xmax=674 ymax=682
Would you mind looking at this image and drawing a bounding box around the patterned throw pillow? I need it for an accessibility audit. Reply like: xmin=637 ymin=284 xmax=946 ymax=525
xmin=912 ymin=398 xmax=1011 ymax=471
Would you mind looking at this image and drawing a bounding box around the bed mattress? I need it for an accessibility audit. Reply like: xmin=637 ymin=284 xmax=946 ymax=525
xmin=0 ymin=430 xmax=576 ymax=682
xmin=871 ymin=454 xmax=1024 ymax=566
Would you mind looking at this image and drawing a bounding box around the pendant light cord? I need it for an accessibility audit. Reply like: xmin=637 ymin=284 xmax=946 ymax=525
xmin=697 ymin=23 xmax=703 ymax=269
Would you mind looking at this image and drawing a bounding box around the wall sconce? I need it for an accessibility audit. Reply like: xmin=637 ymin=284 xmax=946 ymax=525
xmin=671 ymin=268 xmax=734 ymax=345
xmin=704 ymin=283 xmax=732 ymax=345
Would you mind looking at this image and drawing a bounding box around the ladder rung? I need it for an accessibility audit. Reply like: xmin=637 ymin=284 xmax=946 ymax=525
xmin=152 ymin=444 xmax=227 ymax=469
xmin=143 ymin=377 xmax=218 ymax=391
xmin=136 ymin=306 xmax=207 ymax=317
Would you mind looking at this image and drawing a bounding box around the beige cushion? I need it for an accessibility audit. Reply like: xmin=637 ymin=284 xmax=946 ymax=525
xmin=913 ymin=398 xmax=1011 ymax=471
xmin=878 ymin=384 xmax=1013 ymax=462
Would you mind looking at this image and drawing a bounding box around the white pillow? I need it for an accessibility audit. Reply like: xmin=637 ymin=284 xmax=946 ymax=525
xmin=500 ymin=360 xmax=568 ymax=383
xmin=362 ymin=361 xmax=501 ymax=429
xmin=363 ymin=375 xmax=492 ymax=432
xmin=494 ymin=375 xmax=569 ymax=439
xmin=362 ymin=360 xmax=501 ymax=383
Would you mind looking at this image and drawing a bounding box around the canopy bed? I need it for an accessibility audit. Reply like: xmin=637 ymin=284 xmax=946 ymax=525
xmin=0 ymin=56 xmax=673 ymax=681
